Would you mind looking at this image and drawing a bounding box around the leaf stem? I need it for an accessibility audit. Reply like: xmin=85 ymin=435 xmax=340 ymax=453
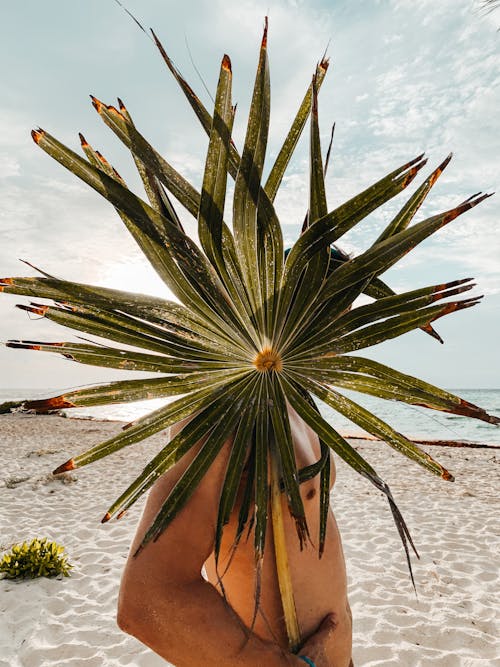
xmin=270 ymin=452 xmax=301 ymax=653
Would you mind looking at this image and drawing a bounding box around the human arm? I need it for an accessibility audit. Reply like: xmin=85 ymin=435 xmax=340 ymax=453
xmin=299 ymin=610 xmax=354 ymax=667
xmin=116 ymin=436 xmax=305 ymax=667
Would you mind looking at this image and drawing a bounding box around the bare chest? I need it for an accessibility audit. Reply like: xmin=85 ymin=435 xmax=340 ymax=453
xmin=204 ymin=450 xmax=346 ymax=647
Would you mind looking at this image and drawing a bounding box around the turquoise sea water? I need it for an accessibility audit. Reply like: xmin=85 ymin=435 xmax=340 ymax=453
xmin=1 ymin=387 xmax=499 ymax=444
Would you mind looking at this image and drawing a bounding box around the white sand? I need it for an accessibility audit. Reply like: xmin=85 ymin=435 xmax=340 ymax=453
xmin=0 ymin=414 xmax=498 ymax=666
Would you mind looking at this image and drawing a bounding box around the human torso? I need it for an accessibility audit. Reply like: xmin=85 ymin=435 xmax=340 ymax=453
xmin=203 ymin=409 xmax=351 ymax=651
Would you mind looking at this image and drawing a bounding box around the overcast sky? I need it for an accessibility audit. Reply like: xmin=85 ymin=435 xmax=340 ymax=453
xmin=0 ymin=0 xmax=498 ymax=391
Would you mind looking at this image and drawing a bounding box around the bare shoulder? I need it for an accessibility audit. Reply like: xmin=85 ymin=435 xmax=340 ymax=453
xmin=287 ymin=405 xmax=336 ymax=488
xmin=122 ymin=422 xmax=233 ymax=584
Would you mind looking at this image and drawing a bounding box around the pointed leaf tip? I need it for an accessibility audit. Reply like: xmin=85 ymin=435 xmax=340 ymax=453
xmin=117 ymin=97 xmax=126 ymax=110
xmin=402 ymin=158 xmax=428 ymax=187
xmin=16 ymin=303 xmax=49 ymax=316
xmin=31 ymin=129 xmax=44 ymax=144
xmin=101 ymin=512 xmax=111 ymax=524
xmin=437 ymin=297 xmax=483 ymax=319
xmin=428 ymin=153 xmax=453 ymax=187
xmin=150 ymin=27 xmax=161 ymax=46
xmin=222 ymin=54 xmax=232 ymax=72
xmin=24 ymin=395 xmax=76 ymax=411
xmin=262 ymin=16 xmax=268 ymax=48
xmin=90 ymin=95 xmax=102 ymax=112
xmin=320 ymin=57 xmax=330 ymax=71
xmin=78 ymin=132 xmax=89 ymax=147
xmin=19 ymin=259 xmax=48 ymax=274
xmin=6 ymin=341 xmax=40 ymax=350
xmin=53 ymin=459 xmax=76 ymax=475
xmin=0 ymin=277 xmax=13 ymax=293
xmin=421 ymin=323 xmax=444 ymax=344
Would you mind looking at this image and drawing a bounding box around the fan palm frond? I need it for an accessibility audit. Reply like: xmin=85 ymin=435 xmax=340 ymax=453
xmin=1 ymin=20 xmax=497 ymax=650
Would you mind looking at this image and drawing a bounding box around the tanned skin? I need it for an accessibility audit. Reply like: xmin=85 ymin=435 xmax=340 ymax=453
xmin=117 ymin=406 xmax=353 ymax=667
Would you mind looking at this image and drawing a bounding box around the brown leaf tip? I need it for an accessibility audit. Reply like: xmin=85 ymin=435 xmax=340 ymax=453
xmin=320 ymin=57 xmax=330 ymax=72
xmin=402 ymin=159 xmax=428 ymax=187
xmin=79 ymin=132 xmax=89 ymax=148
xmin=441 ymin=152 xmax=453 ymax=168
xmin=222 ymin=54 xmax=232 ymax=72
xmin=262 ymin=16 xmax=268 ymax=48
xmin=90 ymin=95 xmax=103 ymax=113
xmin=16 ymin=303 xmax=49 ymax=316
xmin=31 ymin=128 xmax=45 ymax=144
xmin=25 ymin=396 xmax=76 ymax=412
xmin=53 ymin=459 xmax=76 ymax=475
xmin=6 ymin=341 xmax=41 ymax=350
xmin=101 ymin=512 xmax=111 ymax=524
xmin=117 ymin=97 xmax=126 ymax=111
xmin=13 ymin=341 xmax=42 ymax=352
xmin=429 ymin=154 xmax=452 ymax=186
xmin=442 ymin=470 xmax=454 ymax=482
xmin=0 ymin=277 xmax=14 ymax=292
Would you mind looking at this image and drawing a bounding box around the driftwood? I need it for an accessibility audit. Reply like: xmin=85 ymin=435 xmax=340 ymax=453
xmin=344 ymin=434 xmax=500 ymax=450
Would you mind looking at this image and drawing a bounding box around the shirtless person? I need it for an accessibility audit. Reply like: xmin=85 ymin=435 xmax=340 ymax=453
xmin=117 ymin=406 xmax=353 ymax=666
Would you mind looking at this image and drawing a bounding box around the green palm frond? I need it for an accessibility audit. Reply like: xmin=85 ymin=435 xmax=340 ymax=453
xmin=1 ymin=20 xmax=498 ymax=649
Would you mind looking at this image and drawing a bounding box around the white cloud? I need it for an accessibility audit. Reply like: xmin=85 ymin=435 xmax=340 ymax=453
xmin=383 ymin=34 xmax=403 ymax=45
xmin=0 ymin=154 xmax=20 ymax=178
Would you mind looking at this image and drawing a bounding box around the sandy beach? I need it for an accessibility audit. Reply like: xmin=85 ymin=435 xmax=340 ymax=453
xmin=0 ymin=413 xmax=498 ymax=666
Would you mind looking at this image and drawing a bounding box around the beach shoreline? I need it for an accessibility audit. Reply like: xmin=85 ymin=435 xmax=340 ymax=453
xmin=1 ymin=413 xmax=498 ymax=666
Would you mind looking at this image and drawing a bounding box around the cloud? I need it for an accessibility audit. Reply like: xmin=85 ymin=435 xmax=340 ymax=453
xmin=0 ymin=0 xmax=498 ymax=389
xmin=0 ymin=154 xmax=20 ymax=178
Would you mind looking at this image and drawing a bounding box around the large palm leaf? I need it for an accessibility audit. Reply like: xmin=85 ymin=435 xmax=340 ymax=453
xmin=1 ymin=21 xmax=498 ymax=651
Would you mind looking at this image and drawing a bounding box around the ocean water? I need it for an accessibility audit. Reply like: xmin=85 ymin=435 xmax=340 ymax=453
xmin=1 ymin=387 xmax=499 ymax=445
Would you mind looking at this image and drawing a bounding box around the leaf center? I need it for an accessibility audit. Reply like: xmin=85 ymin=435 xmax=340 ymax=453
xmin=253 ymin=347 xmax=283 ymax=373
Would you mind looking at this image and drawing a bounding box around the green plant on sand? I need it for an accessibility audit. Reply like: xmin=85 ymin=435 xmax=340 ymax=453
xmin=1 ymin=20 xmax=498 ymax=651
xmin=0 ymin=538 xmax=72 ymax=579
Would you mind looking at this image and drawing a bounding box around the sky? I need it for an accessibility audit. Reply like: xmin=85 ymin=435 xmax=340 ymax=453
xmin=0 ymin=0 xmax=499 ymax=391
